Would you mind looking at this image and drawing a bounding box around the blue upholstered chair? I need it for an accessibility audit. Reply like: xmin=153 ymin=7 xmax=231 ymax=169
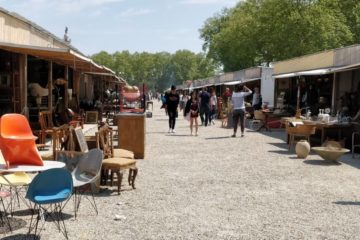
xmin=26 ymin=168 xmax=73 ymax=239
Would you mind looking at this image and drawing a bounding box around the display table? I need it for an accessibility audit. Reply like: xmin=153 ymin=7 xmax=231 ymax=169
xmin=116 ymin=113 xmax=145 ymax=159
xmin=0 ymin=161 xmax=65 ymax=173
xmin=302 ymin=121 xmax=352 ymax=144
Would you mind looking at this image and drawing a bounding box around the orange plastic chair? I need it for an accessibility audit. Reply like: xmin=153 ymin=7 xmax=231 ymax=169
xmin=0 ymin=114 xmax=43 ymax=167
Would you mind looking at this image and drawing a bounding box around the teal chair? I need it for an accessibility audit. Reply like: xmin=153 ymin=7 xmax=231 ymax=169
xmin=26 ymin=168 xmax=73 ymax=239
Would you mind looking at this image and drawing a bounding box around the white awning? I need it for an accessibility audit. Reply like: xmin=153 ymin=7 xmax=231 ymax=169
xmin=192 ymin=83 xmax=213 ymax=89
xmin=331 ymin=63 xmax=360 ymax=73
xmin=242 ymin=77 xmax=260 ymax=83
xmin=221 ymin=77 xmax=260 ymax=86
xmin=224 ymin=80 xmax=241 ymax=86
xmin=273 ymin=68 xmax=334 ymax=79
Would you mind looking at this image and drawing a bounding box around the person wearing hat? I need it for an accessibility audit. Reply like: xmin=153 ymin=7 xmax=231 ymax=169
xmin=165 ymin=85 xmax=180 ymax=133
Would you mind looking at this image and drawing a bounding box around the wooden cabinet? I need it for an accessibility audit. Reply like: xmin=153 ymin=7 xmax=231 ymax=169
xmin=117 ymin=113 xmax=145 ymax=159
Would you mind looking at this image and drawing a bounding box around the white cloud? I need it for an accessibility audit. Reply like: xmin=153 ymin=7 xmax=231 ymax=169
xmin=15 ymin=0 xmax=124 ymax=15
xmin=58 ymin=0 xmax=124 ymax=14
xmin=119 ymin=8 xmax=153 ymax=17
xmin=180 ymin=0 xmax=237 ymax=5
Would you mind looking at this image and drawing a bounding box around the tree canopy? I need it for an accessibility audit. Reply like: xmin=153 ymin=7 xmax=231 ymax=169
xmin=92 ymin=0 xmax=360 ymax=89
xmin=91 ymin=50 xmax=218 ymax=91
xmin=200 ymin=0 xmax=359 ymax=72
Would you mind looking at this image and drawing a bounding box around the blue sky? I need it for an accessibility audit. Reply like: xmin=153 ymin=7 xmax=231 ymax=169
xmin=0 ymin=0 xmax=238 ymax=55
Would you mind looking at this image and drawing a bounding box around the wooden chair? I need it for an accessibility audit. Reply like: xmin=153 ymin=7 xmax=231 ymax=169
xmin=41 ymin=124 xmax=75 ymax=160
xmin=96 ymin=124 xmax=137 ymax=194
xmin=286 ymin=123 xmax=316 ymax=150
xmin=68 ymin=108 xmax=84 ymax=128
xmin=38 ymin=110 xmax=54 ymax=144
xmin=250 ymin=110 xmax=265 ymax=130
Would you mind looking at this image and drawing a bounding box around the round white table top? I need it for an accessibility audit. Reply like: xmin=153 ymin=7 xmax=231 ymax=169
xmin=0 ymin=161 xmax=65 ymax=173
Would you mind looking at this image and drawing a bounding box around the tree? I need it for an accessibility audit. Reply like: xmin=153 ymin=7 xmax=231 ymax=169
xmin=91 ymin=50 xmax=218 ymax=91
xmin=199 ymin=0 xmax=355 ymax=71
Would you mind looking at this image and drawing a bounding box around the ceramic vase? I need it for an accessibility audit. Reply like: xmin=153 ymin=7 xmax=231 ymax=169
xmin=295 ymin=140 xmax=310 ymax=159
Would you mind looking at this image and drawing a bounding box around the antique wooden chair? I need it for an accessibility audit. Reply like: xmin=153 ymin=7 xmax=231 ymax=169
xmin=96 ymin=124 xmax=137 ymax=194
xmin=38 ymin=110 xmax=55 ymax=144
xmin=68 ymin=108 xmax=84 ymax=128
xmin=41 ymin=124 xmax=75 ymax=160
xmin=250 ymin=110 xmax=265 ymax=130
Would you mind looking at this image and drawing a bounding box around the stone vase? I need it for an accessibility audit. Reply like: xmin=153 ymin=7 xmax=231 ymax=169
xmin=295 ymin=140 xmax=311 ymax=159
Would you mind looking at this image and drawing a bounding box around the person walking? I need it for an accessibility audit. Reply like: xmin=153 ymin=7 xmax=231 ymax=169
xmin=232 ymin=85 xmax=252 ymax=137
xmin=199 ymin=87 xmax=211 ymax=126
xmin=252 ymin=87 xmax=262 ymax=110
xmin=184 ymin=91 xmax=199 ymax=136
xmin=210 ymin=88 xmax=217 ymax=125
xmin=165 ymin=85 xmax=180 ymax=133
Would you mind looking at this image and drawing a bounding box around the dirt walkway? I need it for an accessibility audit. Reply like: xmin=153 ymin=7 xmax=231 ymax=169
xmin=6 ymin=101 xmax=360 ymax=239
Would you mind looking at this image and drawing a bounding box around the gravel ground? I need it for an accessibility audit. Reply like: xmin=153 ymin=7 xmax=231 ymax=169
xmin=4 ymin=101 xmax=360 ymax=240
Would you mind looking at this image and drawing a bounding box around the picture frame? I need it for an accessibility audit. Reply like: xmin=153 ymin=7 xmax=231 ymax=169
xmin=85 ymin=111 xmax=98 ymax=124
xmin=74 ymin=127 xmax=89 ymax=153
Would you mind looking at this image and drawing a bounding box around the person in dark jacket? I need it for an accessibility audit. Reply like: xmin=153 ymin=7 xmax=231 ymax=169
xmin=165 ymin=85 xmax=180 ymax=133
xmin=199 ymin=87 xmax=211 ymax=126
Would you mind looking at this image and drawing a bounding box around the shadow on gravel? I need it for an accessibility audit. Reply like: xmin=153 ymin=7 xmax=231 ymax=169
xmin=147 ymin=131 xmax=166 ymax=134
xmin=249 ymin=128 xmax=287 ymax=142
xmin=205 ymin=136 xmax=231 ymax=140
xmin=333 ymin=201 xmax=360 ymax=206
xmin=339 ymin=157 xmax=360 ymax=169
xmin=268 ymin=142 xmax=288 ymax=150
xmin=2 ymin=234 xmax=39 ymax=240
xmin=303 ymin=160 xmax=341 ymax=166
xmin=97 ymin=187 xmax=134 ymax=197
xmin=0 ymin=218 xmax=27 ymax=234
xmin=268 ymin=150 xmax=293 ymax=155
xmin=11 ymin=208 xmax=34 ymax=217
xmin=167 ymin=134 xmax=190 ymax=137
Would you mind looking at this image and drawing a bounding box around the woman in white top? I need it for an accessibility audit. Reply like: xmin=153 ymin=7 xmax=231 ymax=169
xmin=210 ymin=88 xmax=217 ymax=125
xmin=231 ymin=85 xmax=252 ymax=137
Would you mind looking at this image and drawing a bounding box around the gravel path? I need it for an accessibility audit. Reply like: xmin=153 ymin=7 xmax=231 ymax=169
xmin=4 ymin=101 xmax=360 ymax=239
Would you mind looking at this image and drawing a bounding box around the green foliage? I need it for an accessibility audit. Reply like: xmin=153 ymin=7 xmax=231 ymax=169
xmin=91 ymin=50 xmax=217 ymax=91
xmin=200 ymin=0 xmax=358 ymax=71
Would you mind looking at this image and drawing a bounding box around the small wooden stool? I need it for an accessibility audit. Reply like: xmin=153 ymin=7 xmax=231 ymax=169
xmin=101 ymin=157 xmax=138 ymax=194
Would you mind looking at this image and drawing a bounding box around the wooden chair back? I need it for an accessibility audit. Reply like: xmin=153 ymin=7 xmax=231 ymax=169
xmin=254 ymin=110 xmax=265 ymax=121
xmin=53 ymin=124 xmax=75 ymax=159
xmin=39 ymin=111 xmax=54 ymax=130
xmin=96 ymin=124 xmax=114 ymax=159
